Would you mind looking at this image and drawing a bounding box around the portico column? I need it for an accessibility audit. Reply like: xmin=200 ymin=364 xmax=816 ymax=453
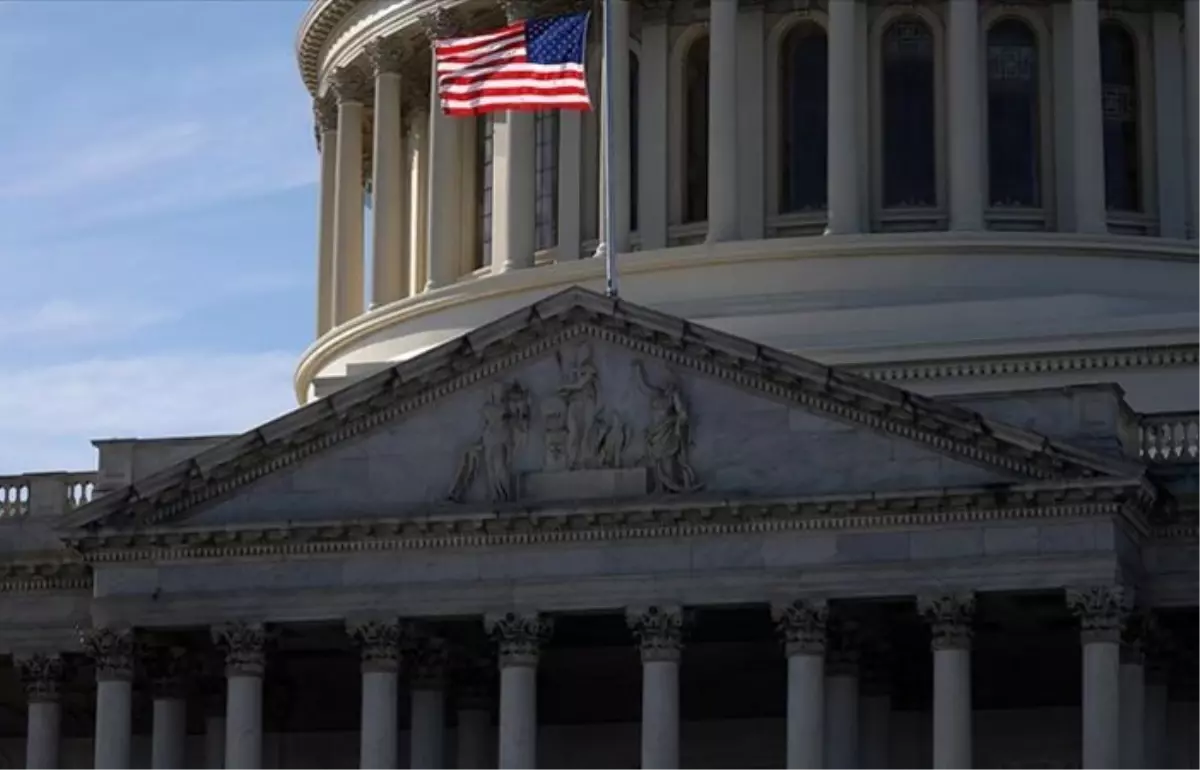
xmin=771 ymin=600 xmax=828 ymax=769
xmin=1068 ymin=586 xmax=1127 ymax=770
xmin=487 ymin=612 xmax=553 ymax=769
xmin=367 ymin=38 xmax=411 ymax=308
xmin=422 ymin=9 xmax=465 ymax=290
xmin=314 ymin=95 xmax=338 ymax=336
xmin=81 ymin=628 xmax=134 ymax=770
xmin=148 ymin=647 xmax=188 ymax=770
xmin=454 ymin=656 xmax=495 ymax=770
xmin=826 ymin=0 xmax=861 ymax=235
xmin=1119 ymin=614 xmax=1149 ymax=770
xmin=947 ymin=0 xmax=984 ymax=230
xmin=1143 ymin=653 xmax=1170 ymax=769
xmin=859 ymin=643 xmax=893 ymax=770
xmin=1186 ymin=0 xmax=1199 ymax=237
xmin=330 ymin=66 xmax=369 ymax=323
xmin=15 ymin=653 xmax=65 ymax=770
xmin=920 ymin=593 xmax=975 ymax=769
xmin=706 ymin=0 xmax=739 ymax=243
xmin=597 ymin=0 xmax=631 ymax=256
xmin=627 ymin=605 xmax=685 ymax=769
xmin=1070 ymin=0 xmax=1108 ymax=234
xmin=824 ymin=615 xmax=860 ymax=770
xmin=213 ymin=622 xmax=267 ymax=770
xmin=203 ymin=692 xmax=226 ymax=770
xmin=408 ymin=631 xmax=450 ymax=770
xmin=349 ymin=620 xmax=402 ymax=769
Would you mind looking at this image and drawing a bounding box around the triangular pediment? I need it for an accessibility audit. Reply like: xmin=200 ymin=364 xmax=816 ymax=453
xmin=60 ymin=288 xmax=1148 ymax=536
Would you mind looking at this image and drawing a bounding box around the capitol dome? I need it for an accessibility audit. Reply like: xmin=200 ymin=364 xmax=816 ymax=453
xmin=296 ymin=0 xmax=1197 ymax=413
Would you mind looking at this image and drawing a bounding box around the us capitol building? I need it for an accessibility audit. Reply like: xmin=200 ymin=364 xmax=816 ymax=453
xmin=1 ymin=0 xmax=1198 ymax=768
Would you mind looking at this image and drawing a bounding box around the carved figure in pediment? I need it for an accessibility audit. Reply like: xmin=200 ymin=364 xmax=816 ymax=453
xmin=541 ymin=396 xmax=569 ymax=472
xmin=591 ymin=406 xmax=632 ymax=469
xmin=633 ymin=361 xmax=702 ymax=494
xmin=556 ymin=345 xmax=600 ymax=469
xmin=448 ymin=381 xmax=530 ymax=503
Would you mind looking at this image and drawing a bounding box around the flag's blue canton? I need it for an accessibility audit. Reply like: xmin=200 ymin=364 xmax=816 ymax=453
xmin=525 ymin=12 xmax=589 ymax=66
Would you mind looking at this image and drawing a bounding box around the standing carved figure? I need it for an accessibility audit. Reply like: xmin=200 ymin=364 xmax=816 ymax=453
xmin=633 ymin=361 xmax=703 ymax=494
xmin=556 ymin=345 xmax=600 ymax=469
xmin=448 ymin=382 xmax=530 ymax=503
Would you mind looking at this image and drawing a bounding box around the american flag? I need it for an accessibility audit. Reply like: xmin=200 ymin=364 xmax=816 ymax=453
xmin=434 ymin=11 xmax=592 ymax=117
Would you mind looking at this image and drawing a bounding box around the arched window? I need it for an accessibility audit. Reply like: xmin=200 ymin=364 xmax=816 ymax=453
xmin=630 ymin=51 xmax=640 ymax=233
xmin=534 ymin=111 xmax=559 ymax=251
xmin=476 ymin=115 xmax=494 ymax=269
xmin=881 ymin=18 xmax=936 ymax=208
xmin=986 ymin=19 xmax=1040 ymax=208
xmin=683 ymin=36 xmax=709 ymax=223
xmin=1100 ymin=21 xmax=1140 ymax=213
xmin=780 ymin=22 xmax=828 ymax=213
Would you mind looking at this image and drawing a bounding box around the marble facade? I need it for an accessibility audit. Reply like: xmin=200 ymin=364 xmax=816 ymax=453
xmin=0 ymin=289 xmax=1196 ymax=769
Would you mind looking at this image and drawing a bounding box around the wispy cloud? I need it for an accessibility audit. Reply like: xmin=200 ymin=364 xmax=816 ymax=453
xmin=0 ymin=352 xmax=298 ymax=473
xmin=0 ymin=299 xmax=176 ymax=347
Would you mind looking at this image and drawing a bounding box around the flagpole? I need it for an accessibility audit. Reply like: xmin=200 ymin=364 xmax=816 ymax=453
xmin=599 ymin=0 xmax=619 ymax=299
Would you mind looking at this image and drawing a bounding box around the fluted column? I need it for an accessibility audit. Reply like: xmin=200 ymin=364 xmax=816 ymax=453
xmin=81 ymin=628 xmax=135 ymax=770
xmin=454 ymin=653 xmax=495 ymax=770
xmin=367 ymin=38 xmax=411 ymax=308
xmin=1068 ymin=586 xmax=1128 ymax=770
xmin=772 ymin=600 xmax=827 ymax=769
xmin=637 ymin=0 xmax=670 ymax=249
xmin=203 ymin=691 xmax=225 ymax=770
xmin=1186 ymin=0 xmax=1199 ymax=237
xmin=406 ymin=93 xmax=431 ymax=294
xmin=330 ymin=67 xmax=369 ymax=323
xmin=947 ymin=0 xmax=983 ymax=230
xmin=15 ymin=653 xmax=65 ymax=770
xmin=858 ymin=634 xmax=893 ymax=770
xmin=597 ymin=0 xmax=631 ymax=256
xmin=487 ymin=612 xmax=553 ymax=769
xmin=1070 ymin=0 xmax=1107 ymax=234
xmin=826 ymin=0 xmax=861 ymax=234
xmin=920 ymin=593 xmax=975 ymax=769
xmin=148 ymin=647 xmax=189 ymax=770
xmin=706 ymin=0 xmax=739 ymax=243
xmin=314 ymin=95 xmax=338 ymax=336
xmin=1119 ymin=613 xmax=1150 ymax=770
xmin=407 ymin=630 xmax=450 ymax=770
xmin=1144 ymin=654 xmax=1170 ymax=769
xmin=423 ymin=10 xmax=465 ymax=289
xmin=627 ymin=606 xmax=685 ymax=770
xmin=213 ymin=622 xmax=267 ymax=770
xmin=824 ymin=615 xmax=860 ymax=770
xmin=349 ymin=620 xmax=402 ymax=769
xmin=490 ymin=2 xmax=538 ymax=273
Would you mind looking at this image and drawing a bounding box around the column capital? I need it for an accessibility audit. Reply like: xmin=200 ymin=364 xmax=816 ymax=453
xmin=485 ymin=611 xmax=553 ymax=668
xmin=144 ymin=645 xmax=191 ymax=699
xmin=419 ymin=7 xmax=464 ymax=41
xmin=348 ymin=619 xmax=403 ymax=673
xmin=212 ymin=622 xmax=268 ymax=677
xmin=80 ymin=627 xmax=135 ymax=682
xmin=366 ymin=36 xmax=411 ymax=76
xmin=404 ymin=627 xmax=451 ymax=688
xmin=626 ymin=605 xmax=687 ymax=663
xmin=918 ymin=591 xmax=977 ymax=651
xmin=314 ymin=94 xmax=339 ymax=133
xmin=771 ymin=599 xmax=828 ymax=656
xmin=15 ymin=653 xmax=67 ymax=703
xmin=1067 ymin=585 xmax=1133 ymax=644
xmin=329 ymin=66 xmax=372 ymax=104
xmin=501 ymin=0 xmax=538 ymax=22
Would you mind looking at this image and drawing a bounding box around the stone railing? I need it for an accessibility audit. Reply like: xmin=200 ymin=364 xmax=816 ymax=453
xmin=1139 ymin=413 xmax=1200 ymax=464
xmin=0 ymin=472 xmax=96 ymax=519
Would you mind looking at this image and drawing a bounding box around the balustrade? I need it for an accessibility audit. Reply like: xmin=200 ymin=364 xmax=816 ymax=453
xmin=1138 ymin=413 xmax=1200 ymax=464
xmin=0 ymin=472 xmax=96 ymax=519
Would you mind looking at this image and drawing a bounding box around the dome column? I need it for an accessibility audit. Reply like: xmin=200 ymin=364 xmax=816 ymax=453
xmin=313 ymin=96 xmax=338 ymax=336
xmin=1186 ymin=0 xmax=1199 ymax=238
xmin=826 ymin=0 xmax=861 ymax=235
xmin=1069 ymin=0 xmax=1108 ymax=235
xmin=947 ymin=0 xmax=983 ymax=231
xmin=367 ymin=38 xmax=411 ymax=308
xmin=330 ymin=67 xmax=370 ymax=323
xmin=491 ymin=1 xmax=538 ymax=274
xmin=423 ymin=10 xmax=466 ymax=290
xmin=597 ymin=0 xmax=631 ymax=257
xmin=406 ymin=97 xmax=430 ymax=294
xmin=706 ymin=0 xmax=740 ymax=243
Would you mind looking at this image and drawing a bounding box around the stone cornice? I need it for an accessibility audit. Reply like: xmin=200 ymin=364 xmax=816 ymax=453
xmin=0 ymin=561 xmax=91 ymax=594
xmin=61 ymin=486 xmax=1147 ymax=564
xmin=59 ymin=289 xmax=1150 ymax=539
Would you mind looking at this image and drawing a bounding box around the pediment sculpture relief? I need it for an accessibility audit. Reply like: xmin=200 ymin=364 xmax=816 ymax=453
xmin=447 ymin=345 xmax=703 ymax=504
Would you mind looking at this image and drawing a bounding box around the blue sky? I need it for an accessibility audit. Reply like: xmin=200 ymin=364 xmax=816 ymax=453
xmin=0 ymin=1 xmax=318 ymax=473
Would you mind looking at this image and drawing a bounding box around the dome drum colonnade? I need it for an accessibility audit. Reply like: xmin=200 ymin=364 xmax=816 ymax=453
xmin=304 ymin=0 xmax=1200 ymax=388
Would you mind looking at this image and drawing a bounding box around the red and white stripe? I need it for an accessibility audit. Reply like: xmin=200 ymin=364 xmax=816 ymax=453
xmin=434 ymin=21 xmax=591 ymax=116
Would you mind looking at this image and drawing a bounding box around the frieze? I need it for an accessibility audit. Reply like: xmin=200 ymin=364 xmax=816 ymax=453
xmin=627 ymin=605 xmax=688 ymax=662
xmin=58 ymin=289 xmax=1149 ymax=534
